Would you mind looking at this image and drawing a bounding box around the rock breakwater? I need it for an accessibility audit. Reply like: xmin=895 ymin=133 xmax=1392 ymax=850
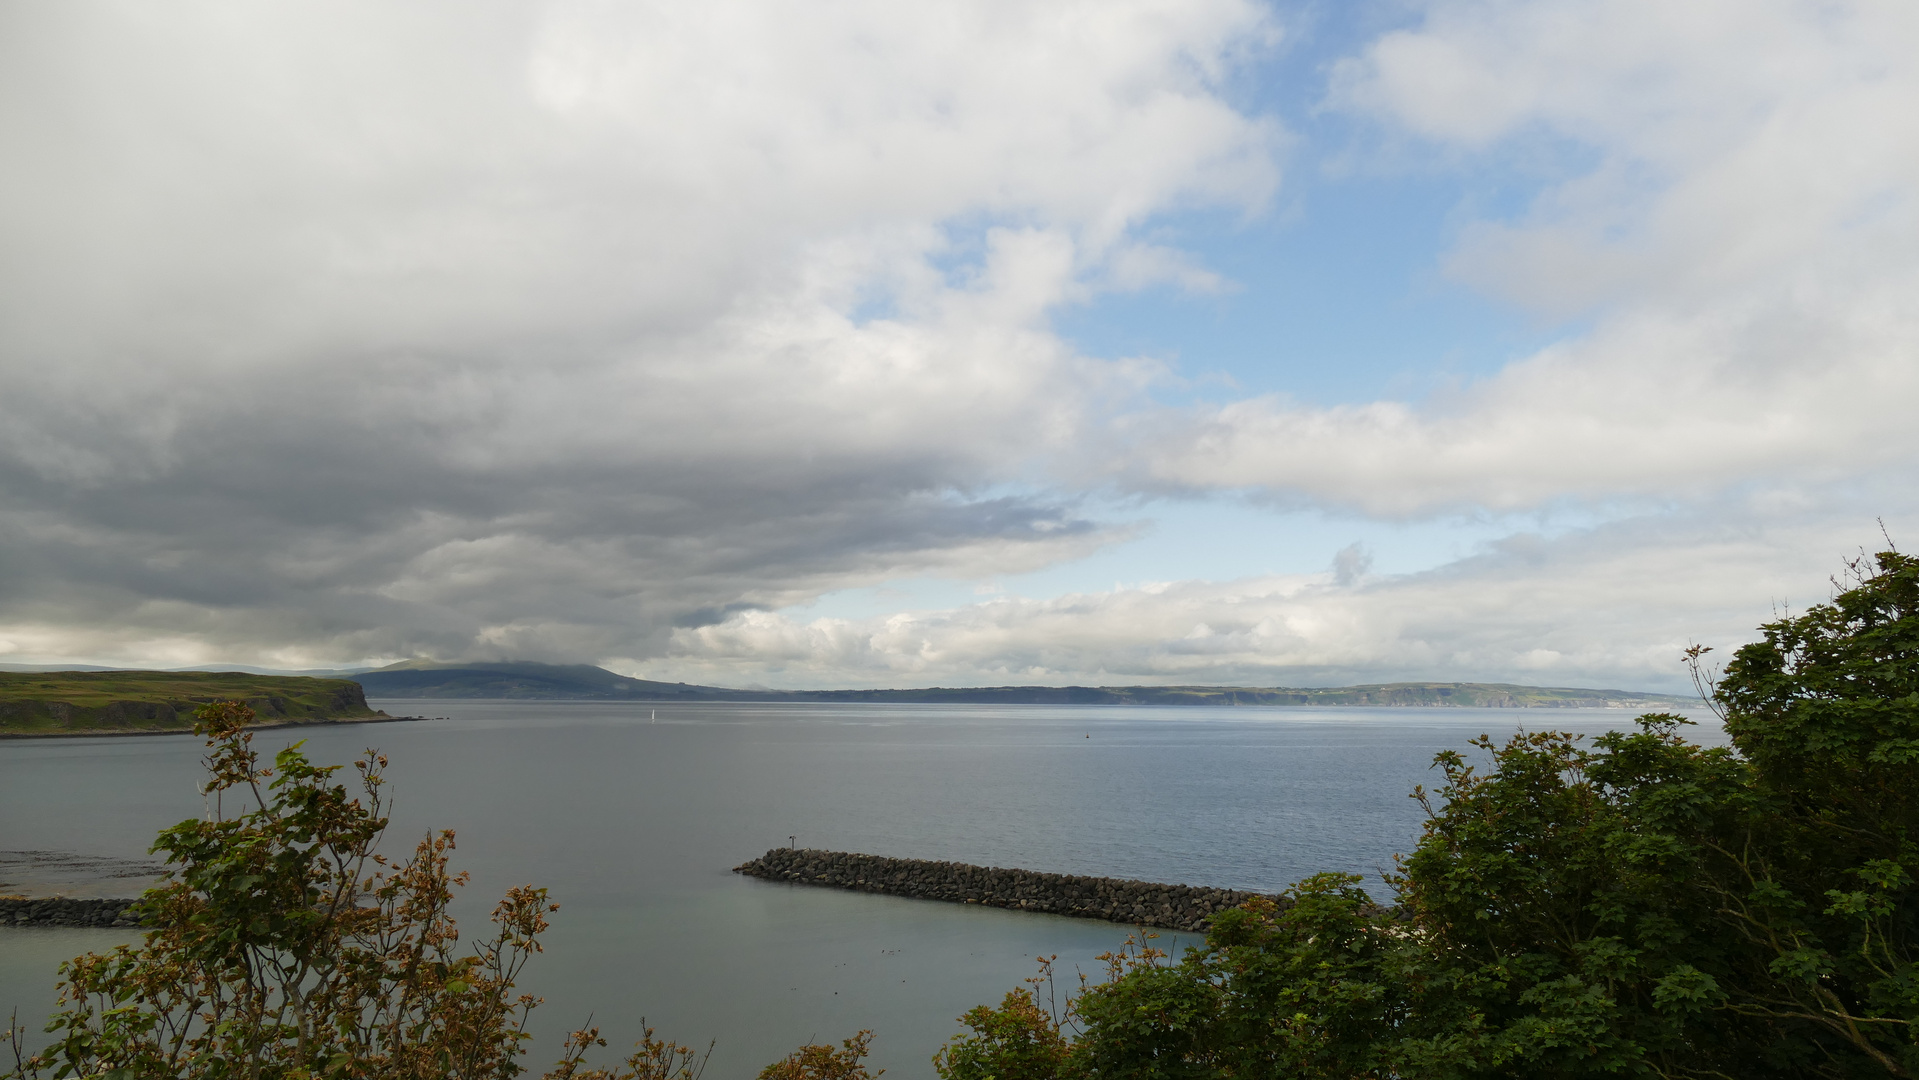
xmin=734 ymin=848 xmax=1279 ymax=933
xmin=1 ymin=896 xmax=142 ymax=928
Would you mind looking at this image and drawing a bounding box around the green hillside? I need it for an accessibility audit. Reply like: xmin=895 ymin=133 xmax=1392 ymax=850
xmin=352 ymin=661 xmax=1692 ymax=709
xmin=0 ymin=671 xmax=386 ymax=737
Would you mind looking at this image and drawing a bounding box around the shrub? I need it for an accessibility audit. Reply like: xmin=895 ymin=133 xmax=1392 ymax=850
xmin=933 ymin=984 xmax=1070 ymax=1080
xmin=758 ymin=1030 xmax=880 ymax=1080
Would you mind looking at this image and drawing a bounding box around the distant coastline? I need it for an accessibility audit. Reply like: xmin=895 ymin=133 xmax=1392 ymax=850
xmin=350 ymin=661 xmax=1695 ymax=710
xmin=0 ymin=663 xmax=1698 ymax=734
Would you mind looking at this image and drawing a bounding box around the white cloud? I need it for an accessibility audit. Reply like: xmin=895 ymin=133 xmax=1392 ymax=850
xmin=1142 ymin=0 xmax=1919 ymax=514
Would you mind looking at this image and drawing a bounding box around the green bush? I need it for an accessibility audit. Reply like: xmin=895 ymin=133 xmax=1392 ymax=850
xmin=934 ymin=985 xmax=1071 ymax=1080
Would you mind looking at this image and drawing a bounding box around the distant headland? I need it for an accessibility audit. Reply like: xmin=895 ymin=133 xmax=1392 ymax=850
xmin=0 ymin=670 xmax=399 ymax=737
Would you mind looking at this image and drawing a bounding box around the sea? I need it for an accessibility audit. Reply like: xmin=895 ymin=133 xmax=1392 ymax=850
xmin=0 ymin=700 xmax=1723 ymax=1077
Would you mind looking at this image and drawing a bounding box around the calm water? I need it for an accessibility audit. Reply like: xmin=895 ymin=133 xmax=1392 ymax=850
xmin=0 ymin=701 xmax=1721 ymax=1076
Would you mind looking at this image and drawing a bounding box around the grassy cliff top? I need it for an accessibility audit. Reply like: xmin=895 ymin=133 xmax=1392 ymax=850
xmin=0 ymin=671 xmax=383 ymax=736
xmin=0 ymin=670 xmax=371 ymax=705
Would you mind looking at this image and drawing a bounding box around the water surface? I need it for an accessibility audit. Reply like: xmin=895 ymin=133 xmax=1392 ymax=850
xmin=0 ymin=701 xmax=1719 ymax=1076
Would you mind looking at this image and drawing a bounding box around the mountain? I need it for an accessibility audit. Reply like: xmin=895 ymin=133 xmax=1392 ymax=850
xmin=352 ymin=661 xmax=737 ymax=700
xmin=350 ymin=661 xmax=1694 ymax=709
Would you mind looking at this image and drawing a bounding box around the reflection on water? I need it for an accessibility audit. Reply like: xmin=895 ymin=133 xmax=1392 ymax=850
xmin=0 ymin=701 xmax=1717 ymax=1077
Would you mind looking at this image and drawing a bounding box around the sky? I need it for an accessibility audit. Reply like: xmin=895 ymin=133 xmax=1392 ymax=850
xmin=3 ymin=0 xmax=1917 ymax=692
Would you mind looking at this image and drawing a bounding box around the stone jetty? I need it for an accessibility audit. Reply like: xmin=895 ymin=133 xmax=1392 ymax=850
xmin=734 ymin=848 xmax=1280 ymax=933
xmin=1 ymin=896 xmax=142 ymax=928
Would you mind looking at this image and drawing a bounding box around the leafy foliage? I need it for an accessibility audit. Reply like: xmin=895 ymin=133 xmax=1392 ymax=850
xmin=757 ymin=1030 xmax=880 ymax=1080
xmin=933 ymin=985 xmax=1071 ymax=1080
xmin=937 ymin=549 xmax=1919 ymax=1079
xmin=547 ymin=1023 xmax=712 ymax=1080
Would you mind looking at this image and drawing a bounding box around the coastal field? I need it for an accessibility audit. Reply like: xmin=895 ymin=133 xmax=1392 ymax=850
xmin=0 ymin=671 xmax=384 ymax=737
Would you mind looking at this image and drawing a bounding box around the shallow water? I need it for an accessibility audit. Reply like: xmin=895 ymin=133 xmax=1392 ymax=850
xmin=0 ymin=701 xmax=1720 ymax=1076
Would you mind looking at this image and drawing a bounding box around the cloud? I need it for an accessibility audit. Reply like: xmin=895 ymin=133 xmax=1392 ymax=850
xmin=2 ymin=0 xmax=1911 ymax=692
xmin=1139 ymin=0 xmax=1919 ymax=514
xmin=659 ymin=503 xmax=1893 ymax=692
xmin=0 ymin=0 xmax=1277 ymax=666
xmin=1331 ymin=543 xmax=1372 ymax=587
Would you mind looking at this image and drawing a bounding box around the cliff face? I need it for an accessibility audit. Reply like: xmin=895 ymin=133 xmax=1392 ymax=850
xmin=0 ymin=672 xmax=383 ymax=736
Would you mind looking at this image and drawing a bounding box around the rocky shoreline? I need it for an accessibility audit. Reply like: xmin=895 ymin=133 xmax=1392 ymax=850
xmin=734 ymin=848 xmax=1280 ymax=933
xmin=0 ymin=896 xmax=143 ymax=928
